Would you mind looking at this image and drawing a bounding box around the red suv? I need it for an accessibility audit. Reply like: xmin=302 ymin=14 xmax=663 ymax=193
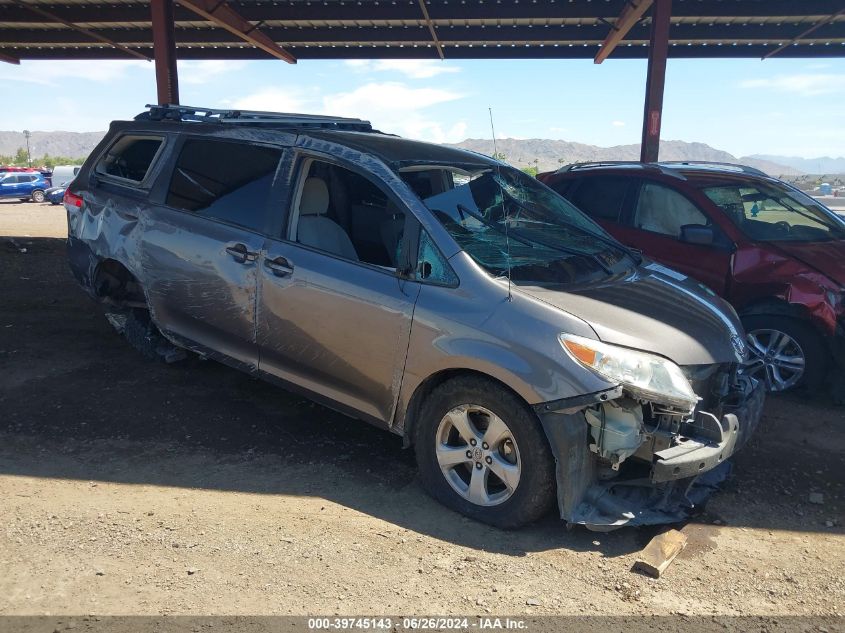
xmin=539 ymin=162 xmax=845 ymax=394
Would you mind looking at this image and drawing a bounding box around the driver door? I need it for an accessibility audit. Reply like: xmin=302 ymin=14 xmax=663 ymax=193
xmin=257 ymin=154 xmax=421 ymax=423
xmin=615 ymin=179 xmax=734 ymax=295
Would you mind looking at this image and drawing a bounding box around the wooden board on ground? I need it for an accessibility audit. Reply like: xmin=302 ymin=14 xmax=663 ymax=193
xmin=633 ymin=529 xmax=688 ymax=578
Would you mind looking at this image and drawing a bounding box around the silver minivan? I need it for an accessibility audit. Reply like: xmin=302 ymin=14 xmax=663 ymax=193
xmin=67 ymin=105 xmax=764 ymax=531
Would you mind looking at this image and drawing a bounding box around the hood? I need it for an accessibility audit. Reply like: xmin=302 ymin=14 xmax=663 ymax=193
xmin=769 ymin=240 xmax=845 ymax=287
xmin=518 ymin=263 xmax=746 ymax=366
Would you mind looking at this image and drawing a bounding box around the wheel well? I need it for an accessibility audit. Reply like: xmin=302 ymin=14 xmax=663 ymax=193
xmin=739 ymin=297 xmax=814 ymax=322
xmin=93 ymin=259 xmax=146 ymax=307
xmin=400 ymin=368 xmax=534 ymax=448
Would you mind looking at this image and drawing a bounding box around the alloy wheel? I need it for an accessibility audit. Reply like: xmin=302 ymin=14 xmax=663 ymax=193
xmin=744 ymin=328 xmax=806 ymax=391
xmin=435 ymin=404 xmax=521 ymax=507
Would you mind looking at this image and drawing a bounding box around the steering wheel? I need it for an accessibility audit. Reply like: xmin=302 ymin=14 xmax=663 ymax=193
xmin=774 ymin=221 xmax=791 ymax=234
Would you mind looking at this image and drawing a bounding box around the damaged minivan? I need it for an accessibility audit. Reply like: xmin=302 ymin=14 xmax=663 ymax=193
xmin=66 ymin=105 xmax=764 ymax=530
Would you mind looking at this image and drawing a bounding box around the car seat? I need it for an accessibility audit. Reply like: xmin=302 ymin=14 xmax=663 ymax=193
xmin=297 ymin=177 xmax=359 ymax=261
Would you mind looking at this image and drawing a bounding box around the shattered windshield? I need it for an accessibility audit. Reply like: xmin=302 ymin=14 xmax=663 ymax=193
xmin=700 ymin=180 xmax=845 ymax=243
xmin=399 ymin=164 xmax=637 ymax=284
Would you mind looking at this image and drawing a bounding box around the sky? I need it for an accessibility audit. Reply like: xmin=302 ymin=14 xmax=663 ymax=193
xmin=0 ymin=55 xmax=843 ymax=158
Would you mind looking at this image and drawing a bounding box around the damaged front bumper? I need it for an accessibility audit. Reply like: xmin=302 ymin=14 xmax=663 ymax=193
xmin=535 ymin=374 xmax=765 ymax=531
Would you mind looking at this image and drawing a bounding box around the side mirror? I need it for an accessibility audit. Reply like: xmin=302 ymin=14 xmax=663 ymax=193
xmin=680 ymin=224 xmax=714 ymax=246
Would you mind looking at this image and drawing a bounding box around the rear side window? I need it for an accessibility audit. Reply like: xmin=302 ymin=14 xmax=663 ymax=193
xmin=96 ymin=135 xmax=164 ymax=184
xmin=166 ymin=139 xmax=281 ymax=233
xmin=565 ymin=176 xmax=630 ymax=221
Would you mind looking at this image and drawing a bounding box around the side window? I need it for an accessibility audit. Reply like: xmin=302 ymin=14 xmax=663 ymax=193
xmin=291 ymin=159 xmax=405 ymax=269
xmin=565 ymin=176 xmax=629 ymax=221
xmin=416 ymin=230 xmax=458 ymax=286
xmin=96 ymin=135 xmax=164 ymax=184
xmin=633 ymin=181 xmax=708 ymax=238
xmin=166 ymin=139 xmax=281 ymax=233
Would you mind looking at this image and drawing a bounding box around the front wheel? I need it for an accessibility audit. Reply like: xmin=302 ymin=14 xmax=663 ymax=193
xmin=741 ymin=315 xmax=827 ymax=392
xmin=414 ymin=376 xmax=555 ymax=529
xmin=31 ymin=189 xmax=45 ymax=203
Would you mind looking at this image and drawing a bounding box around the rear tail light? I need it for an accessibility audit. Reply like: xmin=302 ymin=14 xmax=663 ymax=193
xmin=63 ymin=189 xmax=83 ymax=208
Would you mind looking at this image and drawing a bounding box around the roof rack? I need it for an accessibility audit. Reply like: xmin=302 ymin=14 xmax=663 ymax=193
xmin=135 ymin=104 xmax=373 ymax=132
xmin=657 ymin=161 xmax=767 ymax=177
xmin=555 ymin=161 xmax=687 ymax=180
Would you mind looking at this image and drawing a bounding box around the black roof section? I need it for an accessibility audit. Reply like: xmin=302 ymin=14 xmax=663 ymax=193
xmin=128 ymin=104 xmax=498 ymax=167
xmin=1 ymin=0 xmax=843 ymax=62
xmin=307 ymin=129 xmax=498 ymax=167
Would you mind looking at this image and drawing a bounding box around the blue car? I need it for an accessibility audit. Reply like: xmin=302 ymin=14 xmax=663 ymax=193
xmin=47 ymin=181 xmax=69 ymax=205
xmin=0 ymin=171 xmax=49 ymax=202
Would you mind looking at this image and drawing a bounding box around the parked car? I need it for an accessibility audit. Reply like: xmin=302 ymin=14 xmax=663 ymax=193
xmin=0 ymin=171 xmax=49 ymax=202
xmin=50 ymin=165 xmax=81 ymax=190
xmin=47 ymin=181 xmax=70 ymax=205
xmin=66 ymin=106 xmax=764 ymax=530
xmin=539 ymin=162 xmax=845 ymax=394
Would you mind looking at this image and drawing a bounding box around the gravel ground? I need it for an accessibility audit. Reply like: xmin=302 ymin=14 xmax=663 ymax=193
xmin=0 ymin=201 xmax=843 ymax=617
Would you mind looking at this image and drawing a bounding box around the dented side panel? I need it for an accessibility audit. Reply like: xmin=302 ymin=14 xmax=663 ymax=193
xmin=731 ymin=244 xmax=843 ymax=336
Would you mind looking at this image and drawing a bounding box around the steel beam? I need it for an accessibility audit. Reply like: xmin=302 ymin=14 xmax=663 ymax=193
xmin=7 ymin=0 xmax=150 ymax=60
xmin=416 ymin=0 xmax=444 ymax=59
xmin=3 ymin=42 xmax=843 ymax=62
xmin=763 ymin=8 xmax=845 ymax=59
xmin=176 ymin=0 xmax=296 ymax=63
xmin=640 ymin=0 xmax=671 ymax=163
xmin=595 ymin=0 xmax=653 ymax=64
xmin=0 ymin=50 xmax=20 ymax=64
xmin=151 ymin=0 xmax=180 ymax=105
xmin=0 ymin=0 xmax=841 ymax=24
xmin=5 ymin=23 xmax=843 ymax=46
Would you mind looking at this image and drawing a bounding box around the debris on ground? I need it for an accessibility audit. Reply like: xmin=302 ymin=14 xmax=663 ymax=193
xmin=632 ymin=529 xmax=688 ymax=578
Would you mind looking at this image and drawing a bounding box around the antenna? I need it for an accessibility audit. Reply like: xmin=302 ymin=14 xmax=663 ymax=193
xmin=489 ymin=107 xmax=512 ymax=302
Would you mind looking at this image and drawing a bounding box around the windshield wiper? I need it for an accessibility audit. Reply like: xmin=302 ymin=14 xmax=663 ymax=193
xmin=457 ymin=204 xmax=613 ymax=274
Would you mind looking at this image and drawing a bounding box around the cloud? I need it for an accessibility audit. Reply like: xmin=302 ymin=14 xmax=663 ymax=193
xmin=611 ymin=120 xmax=626 ymax=127
xmin=231 ymin=88 xmax=313 ymax=112
xmin=323 ymin=81 xmax=466 ymax=142
xmin=0 ymin=60 xmax=150 ymax=86
xmin=343 ymin=59 xmax=460 ymax=79
xmin=229 ymin=81 xmax=467 ymax=143
xmin=740 ymin=73 xmax=845 ymax=96
xmin=178 ymin=60 xmax=249 ymax=85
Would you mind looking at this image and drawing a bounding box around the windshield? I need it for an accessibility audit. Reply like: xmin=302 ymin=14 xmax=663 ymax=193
xmin=399 ymin=164 xmax=637 ymax=283
xmin=700 ymin=180 xmax=845 ymax=242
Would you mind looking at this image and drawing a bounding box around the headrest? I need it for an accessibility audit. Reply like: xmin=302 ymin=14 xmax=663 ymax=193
xmin=300 ymin=177 xmax=329 ymax=216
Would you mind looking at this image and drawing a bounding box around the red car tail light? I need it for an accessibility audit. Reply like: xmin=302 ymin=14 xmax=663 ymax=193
xmin=63 ymin=189 xmax=83 ymax=208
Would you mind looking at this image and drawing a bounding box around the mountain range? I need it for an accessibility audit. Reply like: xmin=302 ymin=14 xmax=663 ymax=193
xmin=448 ymin=138 xmax=813 ymax=176
xmin=2 ymin=130 xmax=843 ymax=178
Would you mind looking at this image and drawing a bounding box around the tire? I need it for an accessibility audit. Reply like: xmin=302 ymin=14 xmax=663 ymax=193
xmin=741 ymin=315 xmax=827 ymax=392
xmin=414 ymin=375 xmax=556 ymax=529
xmin=106 ymin=308 xmax=186 ymax=364
xmin=31 ymin=189 xmax=45 ymax=203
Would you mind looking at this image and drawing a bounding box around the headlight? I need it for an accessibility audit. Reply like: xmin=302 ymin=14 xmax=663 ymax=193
xmin=559 ymin=333 xmax=700 ymax=412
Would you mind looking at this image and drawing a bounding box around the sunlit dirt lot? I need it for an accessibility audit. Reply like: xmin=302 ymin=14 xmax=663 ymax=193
xmin=1 ymin=200 xmax=843 ymax=616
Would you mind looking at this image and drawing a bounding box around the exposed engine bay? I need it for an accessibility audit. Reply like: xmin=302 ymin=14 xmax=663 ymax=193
xmin=538 ymin=363 xmax=765 ymax=530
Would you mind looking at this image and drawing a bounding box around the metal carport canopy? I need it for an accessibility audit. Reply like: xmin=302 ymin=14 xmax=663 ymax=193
xmin=2 ymin=0 xmax=844 ymax=161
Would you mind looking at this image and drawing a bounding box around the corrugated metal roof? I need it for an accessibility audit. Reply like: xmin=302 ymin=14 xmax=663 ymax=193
xmin=0 ymin=0 xmax=843 ymax=61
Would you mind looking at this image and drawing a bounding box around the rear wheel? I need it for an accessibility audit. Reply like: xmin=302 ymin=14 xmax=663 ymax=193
xmin=414 ymin=376 xmax=555 ymax=529
xmin=31 ymin=190 xmax=45 ymax=203
xmin=741 ymin=315 xmax=826 ymax=392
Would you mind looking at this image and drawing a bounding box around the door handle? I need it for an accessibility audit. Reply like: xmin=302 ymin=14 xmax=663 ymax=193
xmin=225 ymin=243 xmax=257 ymax=264
xmin=265 ymin=256 xmax=294 ymax=277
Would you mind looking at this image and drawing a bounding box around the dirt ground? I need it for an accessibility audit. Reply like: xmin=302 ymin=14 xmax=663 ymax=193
xmin=0 ymin=200 xmax=843 ymax=617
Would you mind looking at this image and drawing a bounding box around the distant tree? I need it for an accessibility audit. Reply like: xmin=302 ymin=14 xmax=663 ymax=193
xmin=13 ymin=147 xmax=28 ymax=165
xmin=493 ymin=152 xmax=507 ymax=161
xmin=521 ymin=166 xmax=539 ymax=178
